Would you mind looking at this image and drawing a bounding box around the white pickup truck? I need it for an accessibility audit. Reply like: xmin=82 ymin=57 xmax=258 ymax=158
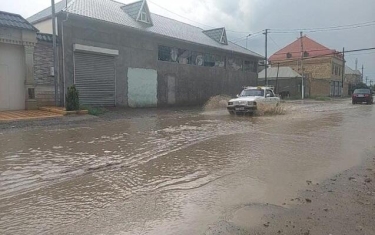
xmin=227 ymin=86 xmax=280 ymax=115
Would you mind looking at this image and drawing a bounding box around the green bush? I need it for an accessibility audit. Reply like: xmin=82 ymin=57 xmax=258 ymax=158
xmin=80 ymin=105 xmax=107 ymax=116
xmin=66 ymin=85 xmax=80 ymax=111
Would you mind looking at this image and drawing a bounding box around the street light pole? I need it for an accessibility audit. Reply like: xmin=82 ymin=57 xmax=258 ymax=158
xmin=246 ymin=33 xmax=251 ymax=49
xmin=300 ymin=31 xmax=304 ymax=99
xmin=341 ymin=47 xmax=345 ymax=97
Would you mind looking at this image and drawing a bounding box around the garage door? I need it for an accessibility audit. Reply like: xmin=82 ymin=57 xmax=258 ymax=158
xmin=0 ymin=43 xmax=25 ymax=111
xmin=74 ymin=52 xmax=115 ymax=106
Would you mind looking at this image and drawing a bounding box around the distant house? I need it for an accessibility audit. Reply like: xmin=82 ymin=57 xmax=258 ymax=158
xmin=345 ymin=65 xmax=362 ymax=84
xmin=258 ymin=67 xmax=302 ymax=98
xmin=269 ymin=36 xmax=346 ymax=97
xmin=27 ymin=0 xmax=262 ymax=107
xmin=345 ymin=65 xmax=362 ymax=95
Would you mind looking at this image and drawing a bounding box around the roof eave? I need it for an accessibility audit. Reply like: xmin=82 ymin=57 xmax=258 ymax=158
xmin=64 ymin=12 xmax=261 ymax=59
xmin=30 ymin=10 xmax=65 ymax=25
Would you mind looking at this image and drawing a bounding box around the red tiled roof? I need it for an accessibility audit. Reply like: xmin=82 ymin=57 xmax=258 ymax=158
xmin=269 ymin=36 xmax=341 ymax=62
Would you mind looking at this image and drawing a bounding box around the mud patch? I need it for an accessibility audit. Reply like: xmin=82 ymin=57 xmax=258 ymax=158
xmin=230 ymin=203 xmax=286 ymax=229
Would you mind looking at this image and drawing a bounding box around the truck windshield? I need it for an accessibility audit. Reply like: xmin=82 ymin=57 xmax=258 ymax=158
xmin=240 ymin=89 xmax=264 ymax=97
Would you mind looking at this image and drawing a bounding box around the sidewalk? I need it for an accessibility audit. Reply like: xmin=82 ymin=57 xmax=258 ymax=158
xmin=0 ymin=110 xmax=63 ymax=122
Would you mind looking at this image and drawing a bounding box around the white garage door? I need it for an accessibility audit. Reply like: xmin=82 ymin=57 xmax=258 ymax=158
xmin=0 ymin=43 xmax=25 ymax=111
xmin=74 ymin=52 xmax=116 ymax=106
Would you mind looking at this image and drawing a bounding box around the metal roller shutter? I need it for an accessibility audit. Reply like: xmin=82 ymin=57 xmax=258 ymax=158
xmin=74 ymin=52 xmax=115 ymax=106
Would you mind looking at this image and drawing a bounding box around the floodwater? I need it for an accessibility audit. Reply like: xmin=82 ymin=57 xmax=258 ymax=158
xmin=0 ymin=100 xmax=374 ymax=235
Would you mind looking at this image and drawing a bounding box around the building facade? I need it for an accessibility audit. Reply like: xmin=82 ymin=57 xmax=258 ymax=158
xmin=28 ymin=0 xmax=261 ymax=108
xmin=269 ymin=36 xmax=347 ymax=97
xmin=34 ymin=33 xmax=60 ymax=106
xmin=258 ymin=67 xmax=304 ymax=98
xmin=0 ymin=11 xmax=38 ymax=111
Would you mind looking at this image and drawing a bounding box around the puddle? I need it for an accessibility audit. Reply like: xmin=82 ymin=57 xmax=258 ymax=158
xmin=0 ymin=100 xmax=374 ymax=234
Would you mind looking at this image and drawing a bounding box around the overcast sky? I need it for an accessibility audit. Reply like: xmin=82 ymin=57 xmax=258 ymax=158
xmin=3 ymin=0 xmax=375 ymax=83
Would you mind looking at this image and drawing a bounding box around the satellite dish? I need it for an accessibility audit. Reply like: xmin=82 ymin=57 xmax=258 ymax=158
xmin=171 ymin=48 xmax=178 ymax=62
xmin=196 ymin=55 xmax=204 ymax=66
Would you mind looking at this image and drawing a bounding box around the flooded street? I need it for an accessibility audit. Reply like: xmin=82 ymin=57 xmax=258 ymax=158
xmin=1 ymin=100 xmax=374 ymax=235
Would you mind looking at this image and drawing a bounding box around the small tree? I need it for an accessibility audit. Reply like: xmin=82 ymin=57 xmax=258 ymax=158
xmin=66 ymin=85 xmax=80 ymax=111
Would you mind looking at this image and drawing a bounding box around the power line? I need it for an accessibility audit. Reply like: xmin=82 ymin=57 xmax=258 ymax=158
xmin=270 ymin=20 xmax=375 ymax=32
xmin=230 ymin=31 xmax=263 ymax=43
xmin=345 ymin=51 xmax=375 ymax=56
xmin=268 ymin=35 xmax=280 ymax=49
xmin=270 ymin=22 xmax=375 ymax=34
xmin=345 ymin=47 xmax=375 ymax=53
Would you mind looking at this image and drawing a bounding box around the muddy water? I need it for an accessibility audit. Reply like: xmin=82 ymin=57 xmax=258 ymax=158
xmin=0 ymin=101 xmax=374 ymax=235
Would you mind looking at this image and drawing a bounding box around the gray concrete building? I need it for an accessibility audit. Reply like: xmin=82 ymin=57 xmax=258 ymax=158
xmin=28 ymin=0 xmax=262 ymax=107
xmin=258 ymin=67 xmax=304 ymax=98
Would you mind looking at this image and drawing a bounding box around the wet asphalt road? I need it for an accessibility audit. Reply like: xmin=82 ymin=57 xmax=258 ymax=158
xmin=0 ymin=100 xmax=374 ymax=235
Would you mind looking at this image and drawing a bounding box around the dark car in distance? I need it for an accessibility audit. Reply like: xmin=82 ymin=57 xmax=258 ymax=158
xmin=352 ymin=89 xmax=373 ymax=104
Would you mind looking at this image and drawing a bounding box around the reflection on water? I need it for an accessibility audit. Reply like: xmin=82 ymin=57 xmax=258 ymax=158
xmin=0 ymin=101 xmax=374 ymax=235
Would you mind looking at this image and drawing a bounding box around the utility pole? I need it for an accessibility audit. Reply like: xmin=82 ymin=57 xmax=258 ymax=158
xmin=366 ymin=76 xmax=368 ymax=85
xmin=362 ymin=65 xmax=364 ymax=83
xmin=341 ymin=47 xmax=345 ymax=96
xmin=264 ymin=29 xmax=268 ymax=86
xmin=51 ymin=0 xmax=58 ymax=106
xmin=355 ymin=58 xmax=358 ymax=70
xmin=300 ymin=31 xmax=304 ymax=99
xmin=276 ymin=63 xmax=280 ymax=94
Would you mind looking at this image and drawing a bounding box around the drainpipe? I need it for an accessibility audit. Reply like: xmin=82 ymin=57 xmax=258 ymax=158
xmin=51 ymin=0 xmax=58 ymax=106
xmin=61 ymin=12 xmax=70 ymax=107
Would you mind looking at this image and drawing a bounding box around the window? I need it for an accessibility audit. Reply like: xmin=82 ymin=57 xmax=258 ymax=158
xmin=220 ymin=36 xmax=227 ymax=44
xmin=303 ymin=51 xmax=309 ymax=57
xmin=228 ymin=57 xmax=243 ymax=71
xmin=214 ymin=55 xmax=225 ymax=68
xmin=332 ymin=64 xmax=334 ymax=75
xmin=240 ymin=89 xmax=264 ymax=97
xmin=287 ymin=53 xmax=292 ymax=58
xmin=158 ymin=46 xmax=172 ymax=61
xmin=203 ymin=54 xmax=215 ymax=67
xmin=157 ymin=45 xmax=238 ymax=70
xmin=177 ymin=49 xmax=191 ymax=64
xmin=191 ymin=51 xmax=204 ymax=66
xmin=266 ymin=90 xmax=275 ymax=97
xmin=140 ymin=10 xmax=149 ymax=23
xmin=158 ymin=46 xmax=192 ymax=64
xmin=244 ymin=61 xmax=256 ymax=72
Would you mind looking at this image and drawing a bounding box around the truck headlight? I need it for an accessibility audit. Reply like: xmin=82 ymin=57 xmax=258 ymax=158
xmin=228 ymin=102 xmax=233 ymax=105
xmin=247 ymin=101 xmax=256 ymax=105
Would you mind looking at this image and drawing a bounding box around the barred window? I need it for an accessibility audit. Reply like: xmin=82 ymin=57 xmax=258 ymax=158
xmin=244 ymin=60 xmax=256 ymax=72
xmin=228 ymin=57 xmax=243 ymax=71
xmin=158 ymin=46 xmax=172 ymax=62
